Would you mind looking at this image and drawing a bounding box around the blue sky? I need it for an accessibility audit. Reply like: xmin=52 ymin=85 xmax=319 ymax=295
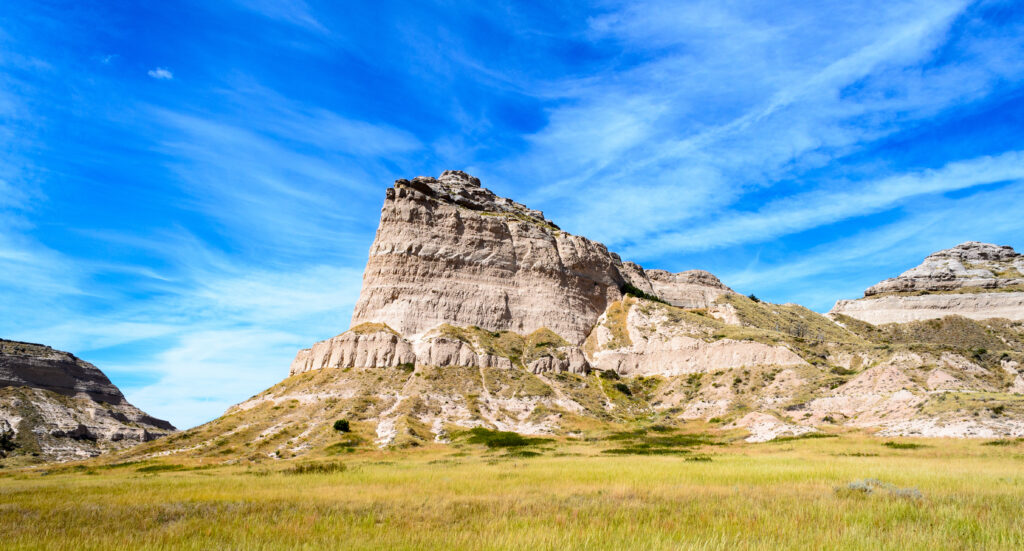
xmin=2 ymin=1 xmax=1023 ymax=429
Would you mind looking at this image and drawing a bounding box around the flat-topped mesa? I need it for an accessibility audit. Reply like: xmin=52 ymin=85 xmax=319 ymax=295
xmin=831 ymin=241 xmax=1024 ymax=325
xmin=865 ymin=241 xmax=1024 ymax=296
xmin=351 ymin=171 xmax=728 ymax=345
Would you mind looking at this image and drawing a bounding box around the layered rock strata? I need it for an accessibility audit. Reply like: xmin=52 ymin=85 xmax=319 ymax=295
xmin=584 ymin=297 xmax=808 ymax=376
xmin=290 ymin=324 xmax=575 ymax=376
xmin=831 ymin=293 xmax=1024 ymax=325
xmin=865 ymin=242 xmax=1023 ymax=296
xmin=0 ymin=339 xmax=175 ymax=463
xmin=831 ymin=242 xmax=1024 ymax=324
xmin=647 ymin=270 xmax=734 ymax=309
xmin=350 ymin=170 xmax=733 ymax=344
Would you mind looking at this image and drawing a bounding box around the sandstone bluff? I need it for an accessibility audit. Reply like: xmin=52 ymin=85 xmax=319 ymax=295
xmin=292 ymin=170 xmax=741 ymax=378
xmin=831 ymin=241 xmax=1024 ymax=325
xmin=120 ymin=173 xmax=1024 ymax=462
xmin=0 ymin=339 xmax=175 ymax=464
xmin=347 ymin=170 xmax=732 ymax=344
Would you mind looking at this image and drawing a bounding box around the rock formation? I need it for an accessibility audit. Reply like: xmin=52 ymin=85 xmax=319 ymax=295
xmin=349 ymin=170 xmax=732 ymax=344
xmin=647 ymin=270 xmax=733 ymax=309
xmin=583 ymin=297 xmax=808 ymax=377
xmin=0 ymin=339 xmax=175 ymax=463
xmin=831 ymin=242 xmax=1024 ymax=324
xmin=112 ymin=174 xmax=1024 ymax=462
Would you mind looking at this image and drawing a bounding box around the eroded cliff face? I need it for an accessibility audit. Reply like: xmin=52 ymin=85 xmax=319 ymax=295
xmin=647 ymin=270 xmax=733 ymax=309
xmin=0 ymin=339 xmax=175 ymax=464
xmin=296 ymin=171 xmax=742 ymax=383
xmin=866 ymin=241 xmax=1023 ymax=296
xmin=583 ymin=297 xmax=807 ymax=377
xmin=350 ymin=171 xmax=731 ymax=344
xmin=831 ymin=293 xmax=1024 ymax=325
xmin=126 ymin=302 xmax=1024 ymax=460
xmin=831 ymin=242 xmax=1024 ymax=324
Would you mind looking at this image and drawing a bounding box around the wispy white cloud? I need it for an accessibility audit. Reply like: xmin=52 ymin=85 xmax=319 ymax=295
xmin=1 ymin=221 xmax=365 ymax=427
xmin=719 ymin=181 xmax=1024 ymax=310
xmin=625 ymin=150 xmax=1024 ymax=257
xmin=501 ymin=0 xmax=1024 ymax=254
xmin=147 ymin=67 xmax=173 ymax=80
xmin=109 ymin=328 xmax=307 ymax=429
xmin=232 ymin=0 xmax=325 ymax=32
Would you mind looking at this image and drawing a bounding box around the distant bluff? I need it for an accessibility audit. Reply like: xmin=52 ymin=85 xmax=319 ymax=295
xmin=831 ymin=241 xmax=1024 ymax=325
xmin=1 ymin=339 xmax=175 ymax=464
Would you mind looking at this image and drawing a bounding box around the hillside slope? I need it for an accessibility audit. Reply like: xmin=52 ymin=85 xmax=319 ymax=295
xmin=1 ymin=339 xmax=175 ymax=465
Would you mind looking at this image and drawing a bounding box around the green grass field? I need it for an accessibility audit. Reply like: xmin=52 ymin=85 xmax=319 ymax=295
xmin=2 ymin=434 xmax=1023 ymax=550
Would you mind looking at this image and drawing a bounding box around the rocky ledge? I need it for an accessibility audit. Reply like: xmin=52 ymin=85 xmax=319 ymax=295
xmin=865 ymin=242 xmax=1024 ymax=296
xmin=831 ymin=242 xmax=1024 ymax=324
xmin=351 ymin=170 xmax=734 ymax=343
xmin=0 ymin=339 xmax=175 ymax=463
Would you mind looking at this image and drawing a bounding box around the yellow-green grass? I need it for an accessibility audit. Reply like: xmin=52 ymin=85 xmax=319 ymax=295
xmin=436 ymin=324 xmax=571 ymax=367
xmin=2 ymin=435 xmax=1023 ymax=550
xmin=347 ymin=322 xmax=399 ymax=335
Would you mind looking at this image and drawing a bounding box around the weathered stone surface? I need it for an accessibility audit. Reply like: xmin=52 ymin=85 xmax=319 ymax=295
xmin=866 ymin=241 xmax=1023 ymax=296
xmin=832 ymin=293 xmax=1024 ymax=325
xmin=0 ymin=340 xmax=126 ymax=404
xmin=528 ymin=348 xmax=590 ymax=375
xmin=350 ymin=171 xmax=729 ymax=344
xmin=647 ymin=269 xmax=735 ymax=308
xmin=585 ymin=298 xmax=807 ymax=376
xmin=831 ymin=242 xmax=1024 ymax=324
xmin=0 ymin=339 xmax=175 ymax=463
xmin=289 ymin=329 xmax=415 ymax=374
xmin=289 ymin=326 xmax=529 ymax=376
xmin=726 ymin=412 xmax=816 ymax=443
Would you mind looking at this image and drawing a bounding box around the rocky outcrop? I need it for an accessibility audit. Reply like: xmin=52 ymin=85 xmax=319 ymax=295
xmin=0 ymin=339 xmax=175 ymax=463
xmin=350 ymin=171 xmax=728 ymax=344
xmin=584 ymin=297 xmax=808 ymax=376
xmin=290 ymin=324 xmax=549 ymax=376
xmin=865 ymin=242 xmax=1023 ymax=296
xmin=726 ymin=412 xmax=816 ymax=443
xmin=831 ymin=242 xmax=1024 ymax=324
xmin=528 ymin=348 xmax=590 ymax=375
xmin=410 ymin=333 xmax=514 ymax=371
xmin=647 ymin=269 xmax=734 ymax=308
xmin=832 ymin=293 xmax=1024 ymax=325
xmin=289 ymin=325 xmax=416 ymax=375
xmin=1 ymin=340 xmax=126 ymax=404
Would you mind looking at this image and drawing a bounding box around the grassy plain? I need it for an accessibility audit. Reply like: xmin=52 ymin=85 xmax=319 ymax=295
xmin=2 ymin=433 xmax=1023 ymax=550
